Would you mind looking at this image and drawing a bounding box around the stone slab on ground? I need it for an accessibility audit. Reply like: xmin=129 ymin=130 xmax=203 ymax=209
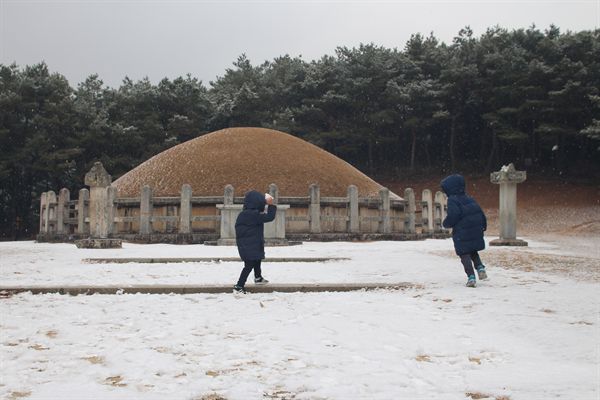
xmin=82 ymin=257 xmax=350 ymax=264
xmin=0 ymin=282 xmax=417 ymax=295
xmin=490 ymin=238 xmax=528 ymax=246
xmin=209 ymin=238 xmax=301 ymax=246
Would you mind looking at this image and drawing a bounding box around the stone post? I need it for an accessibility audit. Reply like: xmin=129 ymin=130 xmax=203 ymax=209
xmin=421 ymin=189 xmax=433 ymax=234
xmin=217 ymin=185 xmax=240 ymax=245
xmin=57 ymin=188 xmax=70 ymax=235
xmin=77 ymin=188 xmax=89 ymax=235
xmin=264 ymin=183 xmax=289 ymax=244
xmin=40 ymin=192 xmax=47 ymax=233
xmin=490 ymin=163 xmax=528 ymax=246
xmin=309 ymin=184 xmax=321 ymax=234
xmin=224 ymin=184 xmax=234 ymax=206
xmin=268 ymin=183 xmax=279 ymax=205
xmin=404 ymin=188 xmax=416 ymax=234
xmin=433 ymin=191 xmax=446 ymax=233
xmin=140 ymin=185 xmax=153 ymax=235
xmin=179 ymin=184 xmax=192 ymax=234
xmin=106 ymin=186 xmax=116 ymax=236
xmin=46 ymin=191 xmax=57 ymax=234
xmin=347 ymin=185 xmax=359 ymax=233
xmin=379 ymin=187 xmax=391 ymax=234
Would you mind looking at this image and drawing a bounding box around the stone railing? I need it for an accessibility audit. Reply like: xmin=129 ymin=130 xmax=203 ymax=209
xmin=38 ymin=183 xmax=448 ymax=244
xmin=37 ymin=163 xmax=448 ymax=244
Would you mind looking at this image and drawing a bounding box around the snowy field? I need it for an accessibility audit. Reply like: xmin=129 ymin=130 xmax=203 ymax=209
xmin=0 ymin=238 xmax=598 ymax=400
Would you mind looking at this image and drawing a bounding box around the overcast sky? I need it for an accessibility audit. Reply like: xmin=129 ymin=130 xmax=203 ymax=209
xmin=1 ymin=0 xmax=598 ymax=88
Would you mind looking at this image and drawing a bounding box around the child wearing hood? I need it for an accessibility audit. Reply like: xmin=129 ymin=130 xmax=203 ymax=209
xmin=441 ymin=174 xmax=488 ymax=287
xmin=233 ymin=190 xmax=277 ymax=294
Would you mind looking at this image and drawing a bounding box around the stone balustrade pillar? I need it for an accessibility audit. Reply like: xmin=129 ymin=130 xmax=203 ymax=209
xmin=433 ymin=191 xmax=446 ymax=233
xmin=347 ymin=185 xmax=359 ymax=233
xmin=77 ymin=188 xmax=89 ymax=235
xmin=57 ymin=188 xmax=70 ymax=235
xmin=40 ymin=192 xmax=47 ymax=233
xmin=268 ymin=183 xmax=279 ymax=205
xmin=379 ymin=187 xmax=391 ymax=234
xmin=309 ymin=184 xmax=321 ymax=234
xmin=264 ymin=184 xmax=289 ymax=243
xmin=179 ymin=184 xmax=192 ymax=234
xmin=404 ymin=188 xmax=416 ymax=234
xmin=140 ymin=185 xmax=153 ymax=235
xmin=106 ymin=186 xmax=116 ymax=236
xmin=421 ymin=189 xmax=433 ymax=234
xmin=46 ymin=191 xmax=57 ymax=234
xmin=217 ymin=185 xmax=239 ymax=244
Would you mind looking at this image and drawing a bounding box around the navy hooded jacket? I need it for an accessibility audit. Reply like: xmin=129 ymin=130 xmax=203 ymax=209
xmin=441 ymin=174 xmax=487 ymax=255
xmin=235 ymin=190 xmax=277 ymax=261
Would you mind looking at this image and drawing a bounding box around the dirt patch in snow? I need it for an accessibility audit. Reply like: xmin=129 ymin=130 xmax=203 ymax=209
xmin=194 ymin=395 xmax=228 ymax=400
xmin=466 ymin=392 xmax=510 ymax=400
xmin=7 ymin=392 xmax=31 ymax=400
xmin=431 ymin=249 xmax=600 ymax=282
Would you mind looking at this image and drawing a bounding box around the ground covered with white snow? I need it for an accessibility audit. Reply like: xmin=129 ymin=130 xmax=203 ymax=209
xmin=1 ymin=237 xmax=598 ymax=400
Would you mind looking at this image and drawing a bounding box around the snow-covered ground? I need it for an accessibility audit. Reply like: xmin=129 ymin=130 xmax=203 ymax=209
xmin=1 ymin=238 xmax=598 ymax=400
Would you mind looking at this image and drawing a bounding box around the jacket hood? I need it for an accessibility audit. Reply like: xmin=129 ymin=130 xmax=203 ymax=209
xmin=441 ymin=174 xmax=465 ymax=196
xmin=243 ymin=190 xmax=266 ymax=210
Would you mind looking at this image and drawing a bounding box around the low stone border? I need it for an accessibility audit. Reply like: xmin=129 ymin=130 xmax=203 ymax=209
xmin=82 ymin=257 xmax=350 ymax=264
xmin=0 ymin=283 xmax=418 ymax=295
xmin=75 ymin=238 xmax=123 ymax=249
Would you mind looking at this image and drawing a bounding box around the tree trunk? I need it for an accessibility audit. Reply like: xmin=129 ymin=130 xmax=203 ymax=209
xmin=556 ymin=134 xmax=565 ymax=173
xmin=367 ymin=135 xmax=374 ymax=175
xmin=450 ymin=115 xmax=457 ymax=171
xmin=530 ymin=121 xmax=537 ymax=166
xmin=479 ymin=127 xmax=488 ymax=166
xmin=409 ymin=128 xmax=417 ymax=171
xmin=486 ymin=131 xmax=498 ymax=173
xmin=424 ymin=140 xmax=432 ymax=168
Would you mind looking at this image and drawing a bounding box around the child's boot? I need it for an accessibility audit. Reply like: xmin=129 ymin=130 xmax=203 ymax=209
xmin=476 ymin=265 xmax=488 ymax=280
xmin=233 ymin=285 xmax=247 ymax=294
xmin=466 ymin=275 xmax=476 ymax=287
xmin=254 ymin=276 xmax=269 ymax=285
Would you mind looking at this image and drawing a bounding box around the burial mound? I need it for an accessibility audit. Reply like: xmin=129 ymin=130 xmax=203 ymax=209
xmin=113 ymin=127 xmax=393 ymax=198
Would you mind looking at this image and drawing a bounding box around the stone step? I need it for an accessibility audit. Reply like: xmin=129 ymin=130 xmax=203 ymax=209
xmin=0 ymin=282 xmax=417 ymax=296
xmin=82 ymin=257 xmax=350 ymax=264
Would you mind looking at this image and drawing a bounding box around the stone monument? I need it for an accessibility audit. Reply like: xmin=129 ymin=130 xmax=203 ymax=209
xmin=75 ymin=162 xmax=122 ymax=248
xmin=490 ymin=163 xmax=528 ymax=246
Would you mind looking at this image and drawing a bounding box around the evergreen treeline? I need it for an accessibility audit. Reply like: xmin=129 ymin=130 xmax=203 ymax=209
xmin=1 ymin=26 xmax=599 ymax=239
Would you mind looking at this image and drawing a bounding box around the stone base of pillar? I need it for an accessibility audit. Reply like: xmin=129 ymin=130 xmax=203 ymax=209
xmin=490 ymin=238 xmax=528 ymax=246
xmin=214 ymin=238 xmax=236 ymax=246
xmin=75 ymin=238 xmax=122 ymax=249
xmin=211 ymin=238 xmax=296 ymax=246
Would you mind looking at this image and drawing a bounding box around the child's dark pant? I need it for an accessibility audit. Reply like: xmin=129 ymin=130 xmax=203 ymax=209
xmin=236 ymin=260 xmax=262 ymax=287
xmin=459 ymin=252 xmax=482 ymax=277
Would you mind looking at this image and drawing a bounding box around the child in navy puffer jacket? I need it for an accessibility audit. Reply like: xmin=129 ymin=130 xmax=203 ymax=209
xmin=441 ymin=174 xmax=488 ymax=287
xmin=233 ymin=190 xmax=277 ymax=294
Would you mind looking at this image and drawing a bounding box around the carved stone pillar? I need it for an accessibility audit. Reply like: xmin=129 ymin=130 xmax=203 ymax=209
xmin=75 ymin=162 xmax=121 ymax=248
xmin=490 ymin=163 xmax=528 ymax=246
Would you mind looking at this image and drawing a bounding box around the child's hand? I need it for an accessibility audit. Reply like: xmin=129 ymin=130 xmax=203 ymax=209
xmin=265 ymin=193 xmax=274 ymax=205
